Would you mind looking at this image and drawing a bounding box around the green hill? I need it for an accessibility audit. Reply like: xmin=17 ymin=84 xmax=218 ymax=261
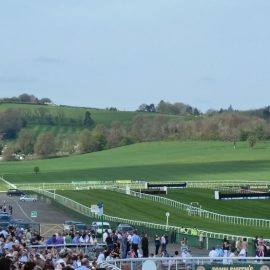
xmin=0 ymin=102 xmax=181 ymax=140
xmin=2 ymin=140 xmax=270 ymax=183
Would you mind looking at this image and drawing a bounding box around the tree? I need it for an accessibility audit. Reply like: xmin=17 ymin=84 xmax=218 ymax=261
xmin=93 ymin=124 xmax=108 ymax=150
xmin=2 ymin=145 xmax=15 ymax=161
xmin=34 ymin=132 xmax=56 ymax=157
xmin=18 ymin=93 xmax=37 ymax=103
xmin=39 ymin=97 xmax=52 ymax=104
xmin=247 ymin=135 xmax=257 ymax=148
xmin=107 ymin=122 xmax=125 ymax=148
xmin=83 ymin=111 xmax=95 ymax=128
xmin=0 ymin=109 xmax=25 ymax=139
xmin=16 ymin=129 xmax=35 ymax=154
xmin=34 ymin=166 xmax=40 ymax=174
xmin=78 ymin=130 xmax=99 ymax=153
xmin=56 ymin=134 xmax=77 ymax=154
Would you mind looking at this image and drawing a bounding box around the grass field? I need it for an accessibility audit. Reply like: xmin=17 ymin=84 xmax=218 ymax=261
xmin=57 ymin=189 xmax=270 ymax=238
xmin=1 ymin=140 xmax=270 ymax=183
xmin=1 ymin=140 xmax=270 ymax=238
xmin=165 ymin=188 xmax=270 ymax=219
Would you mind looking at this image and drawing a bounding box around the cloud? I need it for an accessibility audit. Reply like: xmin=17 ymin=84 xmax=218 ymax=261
xmin=33 ymin=56 xmax=65 ymax=64
xmin=0 ymin=75 xmax=36 ymax=84
xmin=199 ymin=76 xmax=215 ymax=83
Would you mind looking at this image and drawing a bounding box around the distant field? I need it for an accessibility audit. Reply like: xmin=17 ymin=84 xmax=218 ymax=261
xmin=0 ymin=103 xmax=179 ymax=127
xmin=27 ymin=124 xmax=83 ymax=139
xmin=1 ymin=140 xmax=270 ymax=183
xmin=57 ymin=189 xmax=270 ymax=238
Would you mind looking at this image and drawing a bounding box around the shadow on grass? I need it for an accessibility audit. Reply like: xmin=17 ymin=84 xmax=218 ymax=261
xmin=5 ymin=159 xmax=270 ymax=183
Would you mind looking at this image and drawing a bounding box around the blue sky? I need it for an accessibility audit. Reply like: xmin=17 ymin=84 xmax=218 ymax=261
xmin=0 ymin=0 xmax=269 ymax=112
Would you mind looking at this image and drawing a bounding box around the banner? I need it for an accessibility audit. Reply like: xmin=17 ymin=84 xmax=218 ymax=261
xmin=195 ymin=264 xmax=270 ymax=270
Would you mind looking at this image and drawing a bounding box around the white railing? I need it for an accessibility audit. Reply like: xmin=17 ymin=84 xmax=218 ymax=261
xmin=2 ymin=179 xmax=270 ymax=239
xmin=187 ymin=180 xmax=270 ymax=189
xmin=107 ymin=186 xmax=270 ymax=228
xmin=35 ymin=189 xmax=270 ymax=243
xmin=15 ymin=180 xmax=146 ymax=191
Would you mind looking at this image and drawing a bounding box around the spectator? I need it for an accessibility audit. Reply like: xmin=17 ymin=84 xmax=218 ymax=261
xmin=209 ymin=246 xmax=217 ymax=263
xmin=130 ymin=230 xmax=140 ymax=258
xmin=154 ymin=235 xmax=161 ymax=255
xmin=141 ymin=233 xmax=149 ymax=258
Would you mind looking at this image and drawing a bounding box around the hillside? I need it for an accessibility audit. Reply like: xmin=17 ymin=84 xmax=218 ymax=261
xmin=2 ymin=140 xmax=270 ymax=183
xmin=1 ymin=101 xmax=270 ymax=163
xmin=0 ymin=102 xmax=183 ymax=158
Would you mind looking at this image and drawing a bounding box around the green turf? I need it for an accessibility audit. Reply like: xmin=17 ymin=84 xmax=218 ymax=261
xmin=57 ymin=189 xmax=270 ymax=238
xmin=2 ymin=140 xmax=270 ymax=183
xmin=164 ymin=188 xmax=270 ymax=219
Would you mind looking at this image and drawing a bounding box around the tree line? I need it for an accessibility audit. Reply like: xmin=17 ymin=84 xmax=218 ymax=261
xmin=1 ymin=108 xmax=269 ymax=160
xmin=138 ymin=100 xmax=200 ymax=116
xmin=0 ymin=93 xmax=52 ymax=105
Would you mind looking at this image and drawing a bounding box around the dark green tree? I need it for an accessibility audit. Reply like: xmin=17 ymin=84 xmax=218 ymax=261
xmin=83 ymin=111 xmax=95 ymax=128
xmin=0 ymin=109 xmax=25 ymax=139
xmin=34 ymin=166 xmax=40 ymax=174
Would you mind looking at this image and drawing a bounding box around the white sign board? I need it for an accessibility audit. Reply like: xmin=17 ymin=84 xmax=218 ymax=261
xmin=31 ymin=211 xmax=38 ymax=218
xmin=91 ymin=203 xmax=103 ymax=216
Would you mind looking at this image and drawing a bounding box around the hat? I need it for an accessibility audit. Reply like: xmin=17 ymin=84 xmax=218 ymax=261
xmin=56 ymin=258 xmax=66 ymax=266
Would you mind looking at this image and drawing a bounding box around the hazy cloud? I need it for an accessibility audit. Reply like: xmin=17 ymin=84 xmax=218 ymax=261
xmin=0 ymin=75 xmax=36 ymax=84
xmin=33 ymin=56 xmax=65 ymax=64
xmin=199 ymin=77 xmax=216 ymax=83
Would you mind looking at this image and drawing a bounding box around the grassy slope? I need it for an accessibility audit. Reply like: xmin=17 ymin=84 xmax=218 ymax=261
xmin=0 ymin=102 xmax=177 ymax=126
xmin=0 ymin=102 xmax=181 ymax=140
xmin=57 ymin=190 xmax=270 ymax=238
xmin=1 ymin=140 xmax=270 ymax=183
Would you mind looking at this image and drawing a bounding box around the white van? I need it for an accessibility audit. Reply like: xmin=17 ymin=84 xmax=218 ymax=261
xmin=91 ymin=221 xmax=112 ymax=235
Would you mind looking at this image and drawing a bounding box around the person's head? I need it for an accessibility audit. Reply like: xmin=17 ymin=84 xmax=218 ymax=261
xmin=81 ymin=258 xmax=89 ymax=266
xmin=62 ymin=266 xmax=75 ymax=270
xmin=23 ymin=261 xmax=37 ymax=270
xmin=0 ymin=257 xmax=13 ymax=270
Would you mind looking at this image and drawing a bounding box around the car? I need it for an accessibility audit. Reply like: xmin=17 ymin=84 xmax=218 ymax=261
xmin=19 ymin=195 xmax=37 ymax=202
xmin=10 ymin=218 xmax=24 ymax=224
xmin=63 ymin=220 xmax=88 ymax=231
xmin=0 ymin=214 xmax=11 ymax=229
xmin=9 ymin=219 xmax=31 ymax=230
xmin=75 ymin=223 xmax=88 ymax=231
xmin=91 ymin=221 xmax=112 ymax=235
xmin=7 ymin=189 xmax=25 ymax=197
xmin=117 ymin=223 xmax=134 ymax=232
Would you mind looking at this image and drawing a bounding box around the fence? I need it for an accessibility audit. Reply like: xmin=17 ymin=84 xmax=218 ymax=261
xmin=107 ymin=186 xmax=270 ymax=228
xmin=3 ymin=177 xmax=270 ymax=243
xmin=15 ymin=180 xmax=146 ymax=191
xmin=100 ymin=257 xmax=270 ymax=270
xmin=187 ymin=180 xmax=270 ymax=189
xmin=24 ymin=241 xmax=270 ymax=269
xmin=35 ymin=189 xmax=270 ymax=244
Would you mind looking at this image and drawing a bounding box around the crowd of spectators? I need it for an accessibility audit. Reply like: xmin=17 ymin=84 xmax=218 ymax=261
xmin=1 ymin=223 xmax=270 ymax=270
xmin=208 ymin=236 xmax=270 ymax=264
xmin=0 ymin=224 xmax=151 ymax=270
xmin=0 ymin=225 xmax=101 ymax=270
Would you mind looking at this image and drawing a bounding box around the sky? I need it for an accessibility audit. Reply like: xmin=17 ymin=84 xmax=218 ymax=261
xmin=0 ymin=0 xmax=269 ymax=112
